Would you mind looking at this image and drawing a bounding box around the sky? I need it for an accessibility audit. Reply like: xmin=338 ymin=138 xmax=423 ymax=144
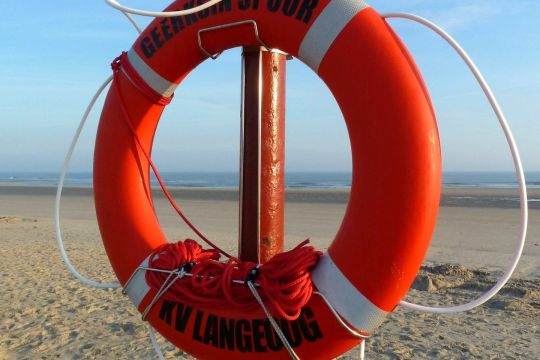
xmin=0 ymin=0 xmax=539 ymax=173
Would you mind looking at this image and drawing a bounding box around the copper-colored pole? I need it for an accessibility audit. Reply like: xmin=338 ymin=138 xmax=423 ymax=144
xmin=259 ymin=51 xmax=286 ymax=262
xmin=239 ymin=48 xmax=286 ymax=263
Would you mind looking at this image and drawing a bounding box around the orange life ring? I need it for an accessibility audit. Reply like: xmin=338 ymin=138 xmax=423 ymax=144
xmin=94 ymin=0 xmax=441 ymax=358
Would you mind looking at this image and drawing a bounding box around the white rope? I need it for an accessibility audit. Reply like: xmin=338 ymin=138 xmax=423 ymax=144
xmin=142 ymin=268 xmax=187 ymax=320
xmin=382 ymin=13 xmax=528 ymax=314
xmin=246 ymin=281 xmax=300 ymax=360
xmin=121 ymin=10 xmax=143 ymax=33
xmin=147 ymin=324 xmax=167 ymax=360
xmin=53 ymin=9 xmax=170 ymax=358
xmin=359 ymin=340 xmax=365 ymax=360
xmin=54 ymin=74 xmax=120 ymax=288
xmin=104 ymin=0 xmax=225 ymax=18
xmin=55 ymin=8 xmax=145 ymax=289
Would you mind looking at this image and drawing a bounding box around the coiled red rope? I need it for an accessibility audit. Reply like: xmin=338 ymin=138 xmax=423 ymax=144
xmin=111 ymin=53 xmax=322 ymax=321
xmin=146 ymin=239 xmax=321 ymax=320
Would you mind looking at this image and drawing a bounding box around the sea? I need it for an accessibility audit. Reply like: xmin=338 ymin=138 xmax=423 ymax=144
xmin=0 ymin=171 xmax=539 ymax=189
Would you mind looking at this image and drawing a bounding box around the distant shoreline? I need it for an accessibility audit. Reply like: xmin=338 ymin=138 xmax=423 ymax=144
xmin=1 ymin=184 xmax=538 ymax=208
xmin=1 ymin=171 xmax=540 ymax=190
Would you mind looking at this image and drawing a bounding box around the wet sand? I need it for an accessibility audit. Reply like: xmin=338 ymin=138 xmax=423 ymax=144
xmin=0 ymin=186 xmax=539 ymax=358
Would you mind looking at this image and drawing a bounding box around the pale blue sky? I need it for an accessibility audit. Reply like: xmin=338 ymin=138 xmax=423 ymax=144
xmin=0 ymin=0 xmax=538 ymax=172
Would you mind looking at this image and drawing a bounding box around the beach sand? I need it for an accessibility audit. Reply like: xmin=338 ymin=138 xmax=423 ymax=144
xmin=0 ymin=186 xmax=539 ymax=359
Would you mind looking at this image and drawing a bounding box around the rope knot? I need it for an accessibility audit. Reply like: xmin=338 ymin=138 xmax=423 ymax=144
xmin=244 ymin=264 xmax=261 ymax=286
xmin=111 ymin=50 xmax=173 ymax=106
xmin=111 ymin=51 xmax=127 ymax=72
xmin=180 ymin=261 xmax=196 ymax=273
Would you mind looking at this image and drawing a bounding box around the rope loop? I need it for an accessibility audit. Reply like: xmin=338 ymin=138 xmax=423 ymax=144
xmin=146 ymin=239 xmax=322 ymax=321
xmin=110 ymin=52 xmax=124 ymax=72
xmin=112 ymin=52 xmax=172 ymax=106
xmin=382 ymin=13 xmax=528 ymax=314
xmin=104 ymin=0 xmax=225 ymax=18
xmin=111 ymin=60 xmax=234 ymax=258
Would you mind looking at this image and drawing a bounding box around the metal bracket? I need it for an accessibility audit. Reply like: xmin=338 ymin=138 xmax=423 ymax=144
xmin=197 ymin=20 xmax=272 ymax=60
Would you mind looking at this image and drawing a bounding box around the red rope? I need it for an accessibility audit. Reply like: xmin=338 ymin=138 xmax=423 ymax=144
xmin=111 ymin=54 xmax=233 ymax=259
xmin=146 ymin=239 xmax=321 ymax=320
xmin=110 ymin=54 xmax=322 ymax=320
xmin=114 ymin=52 xmax=171 ymax=106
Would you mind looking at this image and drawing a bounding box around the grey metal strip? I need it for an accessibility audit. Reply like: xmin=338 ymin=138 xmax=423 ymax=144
xmin=127 ymin=48 xmax=177 ymax=97
xmin=311 ymin=253 xmax=388 ymax=334
xmin=298 ymin=0 xmax=369 ymax=72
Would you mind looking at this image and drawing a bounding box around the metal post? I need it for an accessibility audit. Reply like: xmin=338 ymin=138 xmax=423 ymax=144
xmin=239 ymin=47 xmax=286 ymax=263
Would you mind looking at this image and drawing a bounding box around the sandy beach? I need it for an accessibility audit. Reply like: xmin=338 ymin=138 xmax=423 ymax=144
xmin=0 ymin=185 xmax=539 ymax=359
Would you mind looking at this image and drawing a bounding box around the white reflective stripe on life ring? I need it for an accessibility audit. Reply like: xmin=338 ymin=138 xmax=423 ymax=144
xmin=127 ymin=48 xmax=177 ymax=97
xmin=124 ymin=256 xmax=151 ymax=308
xmin=311 ymin=253 xmax=388 ymax=334
xmin=298 ymin=0 xmax=369 ymax=73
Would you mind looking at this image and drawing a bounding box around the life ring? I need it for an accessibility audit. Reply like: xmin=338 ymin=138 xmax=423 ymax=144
xmin=94 ymin=0 xmax=441 ymax=358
